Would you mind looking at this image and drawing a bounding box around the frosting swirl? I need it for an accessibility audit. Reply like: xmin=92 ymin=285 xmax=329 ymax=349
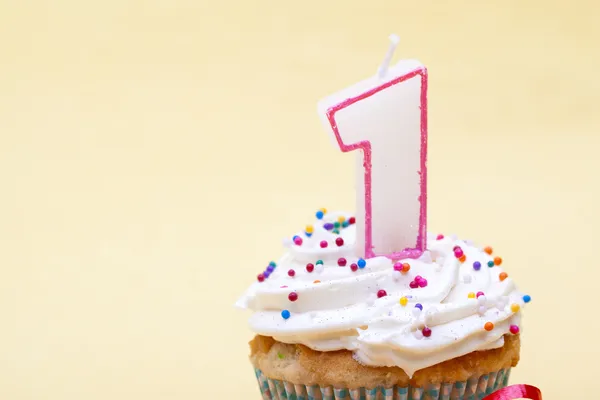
xmin=236 ymin=210 xmax=529 ymax=377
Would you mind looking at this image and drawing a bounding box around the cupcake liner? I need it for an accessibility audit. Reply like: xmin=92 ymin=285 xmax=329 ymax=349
xmin=254 ymin=367 xmax=511 ymax=400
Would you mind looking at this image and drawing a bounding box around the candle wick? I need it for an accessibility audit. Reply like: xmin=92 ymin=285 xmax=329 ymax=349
xmin=377 ymin=34 xmax=400 ymax=79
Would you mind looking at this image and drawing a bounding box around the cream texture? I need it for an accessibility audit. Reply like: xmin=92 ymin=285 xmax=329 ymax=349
xmin=236 ymin=211 xmax=526 ymax=377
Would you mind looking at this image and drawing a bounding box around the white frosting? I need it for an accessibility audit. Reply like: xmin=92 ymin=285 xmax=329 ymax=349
xmin=236 ymin=211 xmax=528 ymax=377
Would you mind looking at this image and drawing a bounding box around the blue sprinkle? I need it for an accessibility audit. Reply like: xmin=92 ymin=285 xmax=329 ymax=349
xmin=263 ymin=271 xmax=271 ymax=278
xmin=305 ymin=232 xmax=312 ymax=237
xmin=357 ymin=258 xmax=367 ymax=269
xmin=523 ymin=295 xmax=531 ymax=303
xmin=323 ymin=223 xmax=334 ymax=230
xmin=342 ymin=221 xmax=349 ymax=228
xmin=487 ymin=260 xmax=495 ymax=268
xmin=266 ymin=266 xmax=275 ymax=273
xmin=281 ymin=310 xmax=291 ymax=319
xmin=415 ymin=303 xmax=423 ymax=310
xmin=316 ymin=211 xmax=324 ymax=219
xmin=473 ymin=261 xmax=481 ymax=271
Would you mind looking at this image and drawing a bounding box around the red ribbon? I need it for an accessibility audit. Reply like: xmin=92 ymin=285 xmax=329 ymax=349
xmin=483 ymin=384 xmax=542 ymax=400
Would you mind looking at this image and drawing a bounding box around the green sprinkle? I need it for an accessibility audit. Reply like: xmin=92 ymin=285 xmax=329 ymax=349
xmin=334 ymin=222 xmax=341 ymax=228
xmin=487 ymin=260 xmax=495 ymax=267
xmin=316 ymin=260 xmax=323 ymax=265
xmin=269 ymin=261 xmax=276 ymax=267
xmin=332 ymin=229 xmax=340 ymax=234
xmin=277 ymin=352 xmax=284 ymax=359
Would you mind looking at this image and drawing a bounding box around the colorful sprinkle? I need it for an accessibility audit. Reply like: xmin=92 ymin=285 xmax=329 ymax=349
xmin=487 ymin=260 xmax=495 ymax=268
xmin=257 ymin=274 xmax=265 ymax=282
xmin=476 ymin=291 xmax=485 ymax=298
xmin=338 ymin=216 xmax=345 ymax=223
xmin=281 ymin=310 xmax=291 ymax=319
xmin=342 ymin=221 xmax=349 ymax=228
xmin=357 ymin=258 xmax=366 ymax=268
xmin=316 ymin=210 xmax=325 ymax=219
xmin=377 ymin=289 xmax=387 ymax=298
xmin=454 ymin=248 xmax=464 ymax=258
xmin=484 ymin=246 xmax=493 ymax=255
xmin=338 ymin=258 xmax=347 ymax=267
xmin=264 ymin=271 xmax=271 ymax=278
xmin=494 ymin=257 xmax=502 ymax=266
xmin=280 ymin=285 xmax=288 ymax=288
xmin=511 ymin=303 xmax=520 ymax=313
xmin=323 ymin=223 xmax=334 ymax=230
xmin=313 ymin=280 xmax=321 ymax=284
xmin=288 ymin=292 xmax=298 ymax=302
xmin=468 ymin=292 xmax=476 ymax=299
xmin=316 ymin=260 xmax=324 ymax=265
xmin=399 ymin=296 xmax=408 ymax=306
xmin=409 ymin=281 xmax=418 ymax=289
xmin=350 ymin=263 xmax=358 ymax=272
xmin=266 ymin=265 xmax=275 ymax=273
xmin=277 ymin=352 xmax=285 ymax=359
xmin=393 ymin=263 xmax=403 ymax=272
xmin=306 ymin=263 xmax=314 ymax=273
xmin=349 ymin=216 xmax=356 ymax=224
xmin=509 ymin=325 xmax=520 ymax=334
xmin=402 ymin=263 xmax=411 ymax=273
xmin=523 ymin=295 xmax=531 ymax=303
xmin=473 ymin=261 xmax=481 ymax=271
xmin=287 ymin=269 xmax=295 ymax=277
xmin=499 ymin=272 xmax=508 ymax=281
xmin=293 ymin=236 xmax=303 ymax=246
xmin=484 ymin=322 xmax=494 ymax=331
xmin=418 ymin=278 xmax=428 ymax=288
xmin=269 ymin=261 xmax=277 ymax=267
xmin=335 ymin=237 xmax=344 ymax=247
xmin=459 ymin=255 xmax=466 ymax=263
xmin=436 ymin=234 xmax=444 ymax=240
xmin=332 ymin=229 xmax=340 ymax=234
xmin=305 ymin=225 xmax=314 ymax=234
xmin=415 ymin=303 xmax=423 ymax=311
xmin=422 ymin=327 xmax=432 ymax=337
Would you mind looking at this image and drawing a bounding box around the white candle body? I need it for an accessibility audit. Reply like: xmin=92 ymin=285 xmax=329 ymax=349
xmin=318 ymin=59 xmax=427 ymax=259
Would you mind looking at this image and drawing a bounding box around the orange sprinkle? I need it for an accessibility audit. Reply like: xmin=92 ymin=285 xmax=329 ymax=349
xmin=402 ymin=263 xmax=411 ymax=273
xmin=494 ymin=257 xmax=502 ymax=266
xmin=459 ymin=255 xmax=466 ymax=263
xmin=499 ymin=272 xmax=508 ymax=281
xmin=484 ymin=322 xmax=494 ymax=331
xmin=313 ymin=280 xmax=321 ymax=284
xmin=484 ymin=246 xmax=493 ymax=255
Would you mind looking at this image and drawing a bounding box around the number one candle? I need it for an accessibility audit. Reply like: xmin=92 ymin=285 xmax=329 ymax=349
xmin=318 ymin=35 xmax=427 ymax=260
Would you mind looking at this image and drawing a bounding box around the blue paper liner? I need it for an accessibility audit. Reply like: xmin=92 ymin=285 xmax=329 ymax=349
xmin=254 ymin=367 xmax=510 ymax=400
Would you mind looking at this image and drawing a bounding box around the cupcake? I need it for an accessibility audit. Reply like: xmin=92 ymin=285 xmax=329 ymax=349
xmin=236 ymin=210 xmax=531 ymax=399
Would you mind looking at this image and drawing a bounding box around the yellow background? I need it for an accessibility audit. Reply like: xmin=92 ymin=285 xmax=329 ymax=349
xmin=0 ymin=1 xmax=598 ymax=399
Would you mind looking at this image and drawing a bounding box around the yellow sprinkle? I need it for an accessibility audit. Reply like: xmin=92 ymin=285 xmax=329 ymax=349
xmin=338 ymin=216 xmax=345 ymax=223
xmin=399 ymin=296 xmax=408 ymax=306
xmin=468 ymin=292 xmax=476 ymax=299
xmin=305 ymin=225 xmax=314 ymax=234
xmin=511 ymin=303 xmax=520 ymax=313
xmin=320 ymin=208 xmax=328 ymax=214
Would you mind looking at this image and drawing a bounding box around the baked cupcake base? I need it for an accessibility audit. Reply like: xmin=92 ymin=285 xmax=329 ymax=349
xmin=250 ymin=334 xmax=520 ymax=399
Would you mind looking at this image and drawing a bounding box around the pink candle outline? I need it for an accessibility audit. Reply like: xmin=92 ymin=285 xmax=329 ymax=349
xmin=324 ymin=67 xmax=428 ymax=260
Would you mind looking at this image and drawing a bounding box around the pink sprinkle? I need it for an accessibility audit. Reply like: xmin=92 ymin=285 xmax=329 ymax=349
xmin=409 ymin=281 xmax=418 ymax=289
xmin=280 ymin=285 xmax=288 ymax=288
xmin=454 ymin=249 xmax=464 ymax=258
xmin=393 ymin=263 xmax=403 ymax=272
xmin=320 ymin=240 xmax=328 ymax=248
xmin=422 ymin=327 xmax=432 ymax=337
xmin=288 ymin=269 xmax=295 ymax=277
xmin=418 ymin=278 xmax=428 ymax=288
xmin=294 ymin=237 xmax=303 ymax=246
xmin=436 ymin=234 xmax=444 ymax=240
xmin=257 ymin=274 xmax=265 ymax=282
xmin=377 ymin=289 xmax=387 ymax=298
xmin=509 ymin=325 xmax=520 ymax=334
xmin=415 ymin=275 xmax=423 ymax=283
xmin=476 ymin=291 xmax=485 ymax=298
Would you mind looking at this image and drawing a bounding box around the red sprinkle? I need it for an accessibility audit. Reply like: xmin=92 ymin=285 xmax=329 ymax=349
xmin=350 ymin=263 xmax=358 ymax=272
xmin=257 ymin=274 xmax=265 ymax=282
xmin=335 ymin=237 xmax=344 ymax=247
xmin=377 ymin=289 xmax=387 ymax=298
xmin=306 ymin=263 xmax=314 ymax=273
xmin=409 ymin=281 xmax=418 ymax=289
xmin=288 ymin=269 xmax=296 ymax=277
xmin=288 ymin=292 xmax=298 ymax=302
xmin=349 ymin=217 xmax=356 ymax=224
xmin=338 ymin=257 xmax=347 ymax=267
xmin=422 ymin=327 xmax=432 ymax=337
